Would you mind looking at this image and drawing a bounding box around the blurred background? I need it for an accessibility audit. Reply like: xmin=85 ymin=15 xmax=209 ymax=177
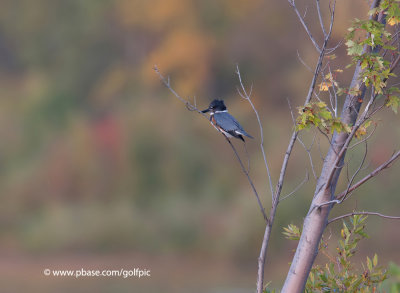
xmin=0 ymin=0 xmax=399 ymax=292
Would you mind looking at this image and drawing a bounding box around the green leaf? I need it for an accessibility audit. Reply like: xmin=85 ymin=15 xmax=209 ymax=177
xmin=320 ymin=273 xmax=328 ymax=282
xmin=386 ymin=95 xmax=400 ymax=113
xmin=388 ymin=86 xmax=400 ymax=94
xmin=373 ymin=254 xmax=378 ymax=267
xmin=283 ymin=224 xmax=301 ymax=240
xmin=319 ymin=109 xmax=332 ymax=120
xmin=383 ymin=44 xmax=397 ymax=50
xmin=367 ymin=256 xmax=373 ymax=271
xmin=346 ymin=40 xmax=364 ymax=56
xmin=343 ymin=221 xmax=351 ymax=239
xmin=358 ymin=230 xmax=370 ymax=239
xmin=361 ymin=58 xmax=369 ymax=69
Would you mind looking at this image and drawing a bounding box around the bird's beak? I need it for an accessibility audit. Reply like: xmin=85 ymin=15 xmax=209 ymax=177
xmin=201 ymin=108 xmax=210 ymax=113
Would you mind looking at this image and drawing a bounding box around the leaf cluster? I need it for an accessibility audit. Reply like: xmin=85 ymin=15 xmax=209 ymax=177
xmin=261 ymin=216 xmax=400 ymax=293
xmin=346 ymin=1 xmax=399 ymax=96
xmin=305 ymin=215 xmax=388 ymax=292
xmin=380 ymin=0 xmax=400 ymax=26
xmin=263 ymin=216 xmax=395 ymax=292
xmin=385 ymin=87 xmax=400 ymax=114
xmin=282 ymin=223 xmax=301 ymax=241
xmin=296 ymin=102 xmax=351 ymax=134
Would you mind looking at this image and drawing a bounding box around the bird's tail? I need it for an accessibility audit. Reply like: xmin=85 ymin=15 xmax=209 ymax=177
xmin=235 ymin=130 xmax=254 ymax=140
xmin=242 ymin=132 xmax=254 ymax=139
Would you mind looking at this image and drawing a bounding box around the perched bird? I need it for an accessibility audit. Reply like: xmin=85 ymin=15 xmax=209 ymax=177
xmin=201 ymin=99 xmax=254 ymax=141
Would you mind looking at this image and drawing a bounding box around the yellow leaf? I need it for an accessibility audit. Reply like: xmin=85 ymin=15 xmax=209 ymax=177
xmin=343 ymin=124 xmax=352 ymax=133
xmin=319 ymin=81 xmax=332 ymax=91
xmin=335 ymin=69 xmax=343 ymax=73
xmin=355 ymin=127 xmax=367 ymax=138
xmin=388 ymin=17 xmax=400 ymax=26
xmin=325 ymin=73 xmax=333 ymax=80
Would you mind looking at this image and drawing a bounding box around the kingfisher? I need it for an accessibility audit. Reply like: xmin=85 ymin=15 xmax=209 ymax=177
xmin=201 ymin=99 xmax=254 ymax=141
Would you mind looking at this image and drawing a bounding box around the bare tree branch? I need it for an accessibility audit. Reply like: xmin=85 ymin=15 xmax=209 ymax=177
xmin=297 ymin=50 xmax=313 ymax=72
xmin=340 ymin=141 xmax=368 ymax=202
xmin=335 ymin=150 xmax=400 ymax=201
xmin=288 ymin=97 xmax=318 ymax=180
xmin=280 ymin=171 xmax=309 ymax=202
xmin=298 ymin=135 xmax=318 ymax=179
xmin=154 ymin=65 xmax=206 ymax=116
xmin=224 ymin=136 xmax=268 ymax=221
xmin=236 ymin=65 xmax=275 ymax=199
xmin=288 ymin=0 xmax=322 ymax=52
xmin=327 ymin=65 xmax=339 ymax=117
xmin=348 ymin=123 xmax=377 ymax=149
xmin=390 ymin=54 xmax=400 ymax=72
xmin=328 ymin=211 xmax=400 ymax=225
xmin=323 ymin=89 xmax=376 ymax=191
xmin=316 ymin=0 xmax=327 ymax=37
xmin=323 ymin=39 xmax=344 ymax=55
xmin=315 ymin=150 xmax=400 ymax=209
xmin=315 ymin=130 xmax=326 ymax=162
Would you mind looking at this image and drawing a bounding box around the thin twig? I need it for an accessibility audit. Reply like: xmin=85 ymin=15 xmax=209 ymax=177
xmin=390 ymin=54 xmax=400 ymax=72
xmin=326 ymin=39 xmax=343 ymax=54
xmin=328 ymin=65 xmax=338 ymax=117
xmin=340 ymin=141 xmax=368 ymax=202
xmin=315 ymin=129 xmax=326 ymax=162
xmin=335 ymin=150 xmax=400 ymax=201
xmin=317 ymin=66 xmax=335 ymax=115
xmin=288 ymin=0 xmax=322 ymax=52
xmin=297 ymin=50 xmax=313 ymax=72
xmin=317 ymin=150 xmax=400 ymax=208
xmin=302 ymin=5 xmax=308 ymax=19
xmin=324 ymin=90 xmax=376 ymax=190
xmin=315 ymin=199 xmax=341 ymax=209
xmin=316 ymin=127 xmax=335 ymax=151
xmin=328 ymin=211 xmax=400 ymax=225
xmin=236 ymin=65 xmax=275 ymax=199
xmin=154 ymin=66 xmax=209 ymax=119
xmin=288 ymin=97 xmax=318 ymax=179
xmin=224 ymin=136 xmax=268 ymax=221
xmin=298 ymin=135 xmax=318 ymax=179
xmin=316 ymin=0 xmax=327 ymax=37
xmin=367 ymin=101 xmax=385 ymax=119
xmin=348 ymin=123 xmax=377 ymax=149
xmin=279 ymin=171 xmax=309 ymax=202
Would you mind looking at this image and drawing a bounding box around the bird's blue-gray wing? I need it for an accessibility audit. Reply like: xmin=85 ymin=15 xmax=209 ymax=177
xmin=214 ymin=112 xmax=253 ymax=138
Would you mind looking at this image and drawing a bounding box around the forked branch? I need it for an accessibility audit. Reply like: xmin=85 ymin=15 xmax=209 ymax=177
xmin=335 ymin=150 xmax=400 ymax=201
